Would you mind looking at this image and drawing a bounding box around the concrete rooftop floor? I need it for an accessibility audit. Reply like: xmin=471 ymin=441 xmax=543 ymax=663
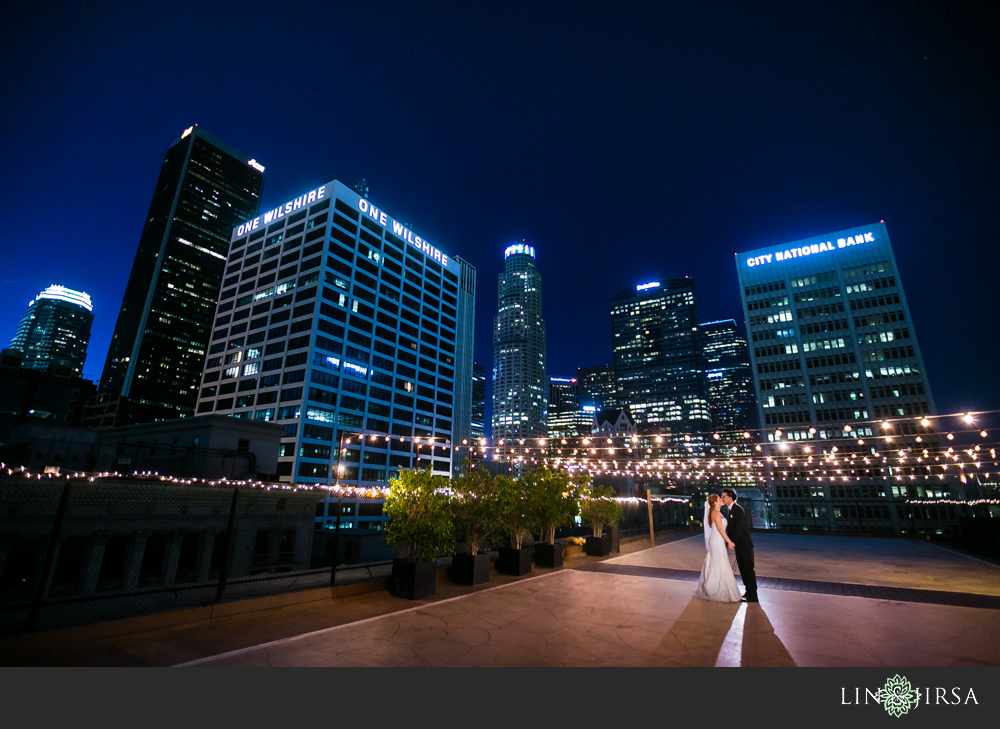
xmin=4 ymin=532 xmax=999 ymax=667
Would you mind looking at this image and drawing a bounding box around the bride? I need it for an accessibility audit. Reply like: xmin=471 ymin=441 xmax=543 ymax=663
xmin=693 ymin=494 xmax=742 ymax=602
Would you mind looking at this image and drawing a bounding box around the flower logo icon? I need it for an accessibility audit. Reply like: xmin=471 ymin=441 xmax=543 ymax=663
xmin=881 ymin=675 xmax=918 ymax=717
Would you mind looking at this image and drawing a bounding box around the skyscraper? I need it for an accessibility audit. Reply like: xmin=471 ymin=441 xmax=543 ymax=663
xmin=737 ymin=222 xmax=950 ymax=532
xmin=471 ymin=362 xmax=486 ymax=441
xmin=546 ymin=376 xmax=591 ymax=439
xmin=195 ymin=180 xmax=475 ymax=519
xmin=9 ymin=286 xmax=94 ymax=376
xmin=577 ymin=364 xmax=616 ymax=410
xmin=701 ymin=319 xmax=758 ymax=435
xmin=96 ymin=126 xmax=264 ymax=426
xmin=548 ymin=377 xmax=578 ymax=411
xmin=611 ymin=279 xmax=711 ymax=433
xmin=492 ymin=243 xmax=547 ymax=455
xmin=468 ymin=362 xmax=486 ymax=466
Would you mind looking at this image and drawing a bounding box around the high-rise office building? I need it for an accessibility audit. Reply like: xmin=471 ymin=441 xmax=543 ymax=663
xmin=737 ymin=222 xmax=951 ymax=532
xmin=701 ymin=319 xmax=758 ymax=434
xmin=9 ymin=286 xmax=94 ymax=376
xmin=548 ymin=377 xmax=578 ymax=411
xmin=577 ymin=364 xmax=616 ymax=410
xmin=546 ymin=376 xmax=591 ymax=439
xmin=492 ymin=243 xmax=547 ymax=455
xmin=468 ymin=362 xmax=486 ymax=466
xmin=195 ymin=180 xmax=475 ymax=524
xmin=546 ymin=408 xmax=594 ymax=439
xmin=96 ymin=126 xmax=264 ymax=426
xmin=471 ymin=362 xmax=486 ymax=441
xmin=611 ymin=279 xmax=711 ymax=433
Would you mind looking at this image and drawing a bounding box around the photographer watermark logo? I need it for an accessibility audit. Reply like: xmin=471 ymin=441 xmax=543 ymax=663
xmin=842 ymin=674 xmax=978 ymax=716
xmin=880 ymin=675 xmax=918 ymax=717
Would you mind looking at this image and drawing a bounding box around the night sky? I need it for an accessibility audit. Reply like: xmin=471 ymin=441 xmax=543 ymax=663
xmin=2 ymin=1 xmax=997 ymax=431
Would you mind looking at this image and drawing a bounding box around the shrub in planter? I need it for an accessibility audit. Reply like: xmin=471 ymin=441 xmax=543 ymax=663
xmin=495 ymin=474 xmax=534 ymax=575
xmin=383 ymin=468 xmax=454 ymax=599
xmin=449 ymin=463 xmax=503 ymax=585
xmin=580 ymin=484 xmax=624 ymax=557
xmin=525 ymin=467 xmax=587 ymax=568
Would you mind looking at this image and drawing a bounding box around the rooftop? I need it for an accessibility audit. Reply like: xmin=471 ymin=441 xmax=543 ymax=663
xmin=4 ymin=531 xmax=997 ymax=667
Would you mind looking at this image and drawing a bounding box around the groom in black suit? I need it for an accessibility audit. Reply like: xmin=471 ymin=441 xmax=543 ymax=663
xmin=721 ymin=488 xmax=758 ymax=602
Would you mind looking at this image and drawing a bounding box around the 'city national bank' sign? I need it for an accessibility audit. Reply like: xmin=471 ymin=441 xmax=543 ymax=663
xmin=745 ymin=231 xmax=875 ymax=268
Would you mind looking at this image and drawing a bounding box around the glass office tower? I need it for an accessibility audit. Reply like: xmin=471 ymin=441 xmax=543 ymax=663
xmin=9 ymin=286 xmax=94 ymax=376
xmin=701 ymin=319 xmax=758 ymax=434
xmin=196 ymin=181 xmax=475 ymax=511
xmin=737 ymin=222 xmax=954 ymax=532
xmin=611 ymin=279 xmax=711 ymax=433
xmin=471 ymin=362 xmax=486 ymax=441
xmin=96 ymin=126 xmax=264 ymax=425
xmin=577 ymin=364 xmax=616 ymax=410
xmin=492 ymin=244 xmax=548 ymax=457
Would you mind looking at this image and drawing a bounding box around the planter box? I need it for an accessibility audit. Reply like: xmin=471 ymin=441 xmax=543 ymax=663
xmin=534 ymin=542 xmax=563 ymax=568
xmin=389 ymin=558 xmax=436 ymax=600
xmin=449 ymin=553 xmax=491 ymax=585
xmin=586 ymin=534 xmax=613 ymax=557
xmin=497 ymin=547 xmax=532 ymax=576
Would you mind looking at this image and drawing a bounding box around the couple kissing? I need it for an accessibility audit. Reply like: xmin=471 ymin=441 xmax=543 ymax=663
xmin=693 ymin=488 xmax=758 ymax=603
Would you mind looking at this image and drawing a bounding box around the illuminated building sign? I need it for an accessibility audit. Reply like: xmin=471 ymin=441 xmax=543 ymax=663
xmin=745 ymin=231 xmax=875 ymax=268
xmin=636 ymin=281 xmax=661 ymax=291
xmin=232 ymin=180 xmax=458 ymax=271
xmin=235 ymin=185 xmax=326 ymax=237
xmin=504 ymin=244 xmax=536 ymax=259
xmin=582 ymin=405 xmax=597 ymax=413
xmin=358 ymin=198 xmax=449 ymax=267
xmin=550 ymin=378 xmax=576 ymax=383
xmin=247 ymin=159 xmax=265 ymax=173
xmin=181 ymin=126 xmax=194 ymax=139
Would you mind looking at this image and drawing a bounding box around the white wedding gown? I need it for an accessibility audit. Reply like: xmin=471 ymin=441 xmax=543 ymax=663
xmin=693 ymin=516 xmax=742 ymax=602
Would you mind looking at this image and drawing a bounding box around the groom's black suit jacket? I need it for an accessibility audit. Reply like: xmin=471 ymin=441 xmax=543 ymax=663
xmin=725 ymin=502 xmax=754 ymax=550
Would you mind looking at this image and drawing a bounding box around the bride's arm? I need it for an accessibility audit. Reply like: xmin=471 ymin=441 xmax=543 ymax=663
xmin=713 ymin=511 xmax=735 ymax=548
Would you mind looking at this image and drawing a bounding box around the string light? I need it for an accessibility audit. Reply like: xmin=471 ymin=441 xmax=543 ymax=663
xmin=8 ymin=412 xmax=998 ymax=499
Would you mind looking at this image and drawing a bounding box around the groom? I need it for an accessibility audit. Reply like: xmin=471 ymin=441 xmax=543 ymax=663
xmin=721 ymin=488 xmax=758 ymax=603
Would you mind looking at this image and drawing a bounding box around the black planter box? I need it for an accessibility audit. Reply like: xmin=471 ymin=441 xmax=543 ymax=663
xmin=586 ymin=534 xmax=612 ymax=557
xmin=534 ymin=542 xmax=563 ymax=568
xmin=497 ymin=547 xmax=533 ymax=576
xmin=389 ymin=558 xmax=437 ymax=600
xmin=449 ymin=553 xmax=491 ymax=585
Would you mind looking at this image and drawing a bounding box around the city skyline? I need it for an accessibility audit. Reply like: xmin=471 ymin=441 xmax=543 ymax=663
xmin=2 ymin=2 xmax=997 ymax=428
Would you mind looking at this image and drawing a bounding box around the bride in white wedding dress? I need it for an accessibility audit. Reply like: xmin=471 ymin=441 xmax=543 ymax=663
xmin=693 ymin=494 xmax=742 ymax=602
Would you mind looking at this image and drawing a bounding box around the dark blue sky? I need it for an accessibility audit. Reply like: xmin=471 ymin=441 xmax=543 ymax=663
xmin=1 ymin=1 xmax=997 ymax=426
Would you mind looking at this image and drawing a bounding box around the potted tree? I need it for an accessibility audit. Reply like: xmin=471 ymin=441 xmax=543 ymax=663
xmin=580 ymin=484 xmax=624 ymax=557
xmin=496 ymin=474 xmax=534 ymax=575
xmin=449 ymin=463 xmax=503 ymax=585
xmin=527 ymin=468 xmax=587 ymax=568
xmin=383 ymin=468 xmax=454 ymax=599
